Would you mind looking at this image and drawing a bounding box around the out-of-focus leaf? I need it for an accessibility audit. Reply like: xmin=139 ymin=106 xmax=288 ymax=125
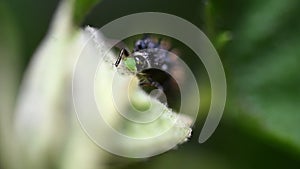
xmin=0 ymin=2 xmax=22 ymax=169
xmin=13 ymin=0 xmax=193 ymax=167
xmin=13 ymin=0 xmax=110 ymax=168
xmin=220 ymin=0 xmax=300 ymax=153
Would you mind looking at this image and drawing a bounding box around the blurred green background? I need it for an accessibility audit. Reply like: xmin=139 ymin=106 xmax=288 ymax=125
xmin=1 ymin=0 xmax=300 ymax=168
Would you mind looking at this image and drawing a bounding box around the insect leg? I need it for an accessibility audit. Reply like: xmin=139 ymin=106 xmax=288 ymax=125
xmin=115 ymin=48 xmax=130 ymax=67
xmin=139 ymin=76 xmax=164 ymax=91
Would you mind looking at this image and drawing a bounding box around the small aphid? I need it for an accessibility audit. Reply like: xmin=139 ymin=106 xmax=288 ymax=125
xmin=115 ymin=48 xmax=137 ymax=72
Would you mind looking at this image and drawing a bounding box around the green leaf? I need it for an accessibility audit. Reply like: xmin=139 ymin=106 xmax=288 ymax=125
xmin=73 ymin=0 xmax=101 ymax=24
xmin=0 ymin=2 xmax=22 ymax=169
xmin=222 ymin=0 xmax=300 ymax=153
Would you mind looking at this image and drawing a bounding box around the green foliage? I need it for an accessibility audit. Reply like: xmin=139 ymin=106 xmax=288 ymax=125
xmin=211 ymin=0 xmax=300 ymax=154
xmin=73 ymin=0 xmax=101 ymax=24
xmin=2 ymin=0 xmax=300 ymax=168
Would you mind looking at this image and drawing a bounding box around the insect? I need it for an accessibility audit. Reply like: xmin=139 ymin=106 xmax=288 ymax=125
xmin=114 ymin=35 xmax=182 ymax=110
xmin=114 ymin=48 xmax=137 ymax=72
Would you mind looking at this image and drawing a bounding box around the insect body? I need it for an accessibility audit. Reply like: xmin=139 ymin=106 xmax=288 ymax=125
xmin=114 ymin=35 xmax=181 ymax=110
xmin=114 ymin=35 xmax=170 ymax=88
xmin=115 ymin=47 xmax=164 ymax=91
